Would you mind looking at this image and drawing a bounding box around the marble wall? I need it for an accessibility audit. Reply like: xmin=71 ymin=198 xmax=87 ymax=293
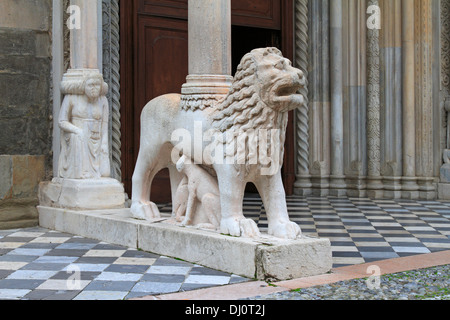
xmin=294 ymin=0 xmax=445 ymax=200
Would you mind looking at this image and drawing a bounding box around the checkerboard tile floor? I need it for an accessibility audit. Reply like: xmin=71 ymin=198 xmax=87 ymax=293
xmin=1 ymin=196 xmax=450 ymax=300
xmin=0 ymin=228 xmax=247 ymax=300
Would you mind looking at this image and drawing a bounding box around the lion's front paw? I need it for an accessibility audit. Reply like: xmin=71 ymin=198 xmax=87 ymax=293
xmin=130 ymin=201 xmax=161 ymax=220
xmin=239 ymin=218 xmax=261 ymax=238
xmin=220 ymin=217 xmax=260 ymax=238
xmin=268 ymin=220 xmax=301 ymax=240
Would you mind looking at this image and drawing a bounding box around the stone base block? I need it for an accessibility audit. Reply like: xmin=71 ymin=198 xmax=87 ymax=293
xmin=0 ymin=198 xmax=39 ymax=229
xmin=38 ymin=178 xmax=125 ymax=210
xmin=37 ymin=206 xmax=332 ymax=281
xmin=438 ymin=183 xmax=450 ymax=200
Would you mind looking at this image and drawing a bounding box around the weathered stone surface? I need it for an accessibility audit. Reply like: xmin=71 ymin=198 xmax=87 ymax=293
xmin=0 ymin=155 xmax=45 ymax=200
xmin=39 ymin=178 xmax=126 ymax=210
xmin=438 ymin=183 xmax=450 ymax=200
xmin=39 ymin=207 xmax=138 ymax=248
xmin=11 ymin=155 xmax=46 ymax=198
xmin=0 ymin=28 xmax=52 ymax=157
xmin=255 ymin=237 xmax=332 ymax=281
xmin=0 ymin=155 xmax=46 ymax=229
xmin=0 ymin=1 xmax=55 ymax=230
xmin=0 ymin=198 xmax=39 ymax=229
xmin=38 ymin=206 xmax=333 ymax=280
xmin=0 ymin=156 xmax=12 ymax=200
xmin=0 ymin=0 xmax=51 ymax=31
xmin=138 ymin=222 xmax=260 ymax=278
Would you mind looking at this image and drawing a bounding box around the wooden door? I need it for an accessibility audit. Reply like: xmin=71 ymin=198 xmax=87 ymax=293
xmin=120 ymin=0 xmax=295 ymax=203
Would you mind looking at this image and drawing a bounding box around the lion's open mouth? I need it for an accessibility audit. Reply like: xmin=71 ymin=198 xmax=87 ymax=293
xmin=276 ymin=84 xmax=301 ymax=97
xmin=271 ymin=82 xmax=304 ymax=110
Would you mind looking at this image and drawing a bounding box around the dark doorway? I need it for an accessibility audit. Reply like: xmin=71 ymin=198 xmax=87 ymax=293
xmin=232 ymin=25 xmax=282 ymax=195
xmin=232 ymin=26 xmax=281 ymax=75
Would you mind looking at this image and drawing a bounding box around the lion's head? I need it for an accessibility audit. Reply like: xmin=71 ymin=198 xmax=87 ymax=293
xmin=210 ymin=48 xmax=305 ymax=175
xmin=212 ymin=47 xmax=305 ymax=133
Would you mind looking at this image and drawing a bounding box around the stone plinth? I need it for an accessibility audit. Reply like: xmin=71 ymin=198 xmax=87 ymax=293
xmin=37 ymin=206 xmax=332 ymax=281
xmin=38 ymin=178 xmax=125 ymax=210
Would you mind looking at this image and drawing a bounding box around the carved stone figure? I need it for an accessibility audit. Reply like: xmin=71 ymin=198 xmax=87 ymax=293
xmin=38 ymin=69 xmax=125 ymax=210
xmin=173 ymin=155 xmax=221 ymax=230
xmin=130 ymin=48 xmax=305 ymax=239
xmin=58 ymin=70 xmax=110 ymax=179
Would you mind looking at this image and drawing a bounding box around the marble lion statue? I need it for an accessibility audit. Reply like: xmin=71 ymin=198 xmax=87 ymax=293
xmin=130 ymin=47 xmax=306 ymax=239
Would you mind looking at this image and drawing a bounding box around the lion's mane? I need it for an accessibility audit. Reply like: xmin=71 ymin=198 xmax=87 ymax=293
xmin=211 ymin=47 xmax=289 ymax=173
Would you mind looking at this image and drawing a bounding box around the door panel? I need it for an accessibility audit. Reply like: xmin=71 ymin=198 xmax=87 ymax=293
xmin=136 ymin=15 xmax=188 ymax=203
xmin=231 ymin=0 xmax=281 ymax=29
xmin=138 ymin=0 xmax=188 ymax=19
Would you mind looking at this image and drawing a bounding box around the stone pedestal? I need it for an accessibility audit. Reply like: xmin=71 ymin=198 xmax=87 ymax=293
xmin=438 ymin=183 xmax=450 ymax=200
xmin=438 ymin=163 xmax=450 ymax=199
xmin=38 ymin=206 xmax=332 ymax=281
xmin=39 ymin=178 xmax=125 ymax=210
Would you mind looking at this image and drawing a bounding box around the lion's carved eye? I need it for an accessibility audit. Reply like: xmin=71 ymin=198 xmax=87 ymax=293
xmin=274 ymin=61 xmax=284 ymax=70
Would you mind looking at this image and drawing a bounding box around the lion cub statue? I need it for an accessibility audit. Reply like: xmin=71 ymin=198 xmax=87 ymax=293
xmin=173 ymin=154 xmax=221 ymax=230
xmin=131 ymin=47 xmax=305 ymax=240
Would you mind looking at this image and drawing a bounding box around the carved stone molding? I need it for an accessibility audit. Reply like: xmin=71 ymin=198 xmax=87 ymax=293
xmin=441 ymin=0 xmax=450 ymax=94
xmin=60 ymin=0 xmax=122 ymax=182
xmin=366 ymin=0 xmax=381 ymax=181
xmin=294 ymin=0 xmax=311 ymax=187
xmin=102 ymin=0 xmax=122 ymax=182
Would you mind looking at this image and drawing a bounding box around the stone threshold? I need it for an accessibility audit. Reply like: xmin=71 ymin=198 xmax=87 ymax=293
xmin=37 ymin=206 xmax=332 ymax=281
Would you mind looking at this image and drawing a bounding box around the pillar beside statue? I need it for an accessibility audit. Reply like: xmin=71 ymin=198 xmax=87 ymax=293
xmin=39 ymin=69 xmax=125 ymax=210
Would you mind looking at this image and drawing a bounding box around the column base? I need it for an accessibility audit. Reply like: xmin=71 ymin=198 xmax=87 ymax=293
xmin=329 ymin=175 xmax=347 ymax=197
xmin=181 ymin=74 xmax=233 ymax=96
xmin=38 ymin=178 xmax=126 ymax=210
xmin=345 ymin=176 xmax=367 ymax=198
xmin=401 ymin=176 xmax=419 ymax=199
xmin=417 ymin=177 xmax=437 ymax=200
xmin=383 ymin=176 xmax=402 ymax=199
xmin=366 ymin=176 xmax=384 ymax=199
xmin=293 ymin=175 xmax=313 ymax=196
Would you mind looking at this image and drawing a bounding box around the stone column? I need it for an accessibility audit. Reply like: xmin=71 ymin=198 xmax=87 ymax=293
xmin=102 ymin=0 xmax=122 ymax=181
xmin=401 ymin=0 xmax=419 ymax=198
xmin=182 ymin=0 xmax=233 ymax=96
xmin=303 ymin=0 xmax=331 ymax=196
xmin=343 ymin=0 xmax=367 ymax=197
xmin=380 ymin=0 xmax=403 ymax=198
xmin=52 ymin=0 xmax=65 ymax=177
xmin=329 ymin=0 xmax=346 ymax=195
xmin=414 ymin=0 xmax=437 ymax=199
xmin=438 ymin=0 xmax=450 ymax=199
xmin=39 ymin=0 xmax=125 ymax=210
xmin=69 ymin=0 xmax=101 ymax=70
xmin=366 ymin=0 xmax=384 ymax=198
xmin=294 ymin=0 xmax=313 ymax=195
